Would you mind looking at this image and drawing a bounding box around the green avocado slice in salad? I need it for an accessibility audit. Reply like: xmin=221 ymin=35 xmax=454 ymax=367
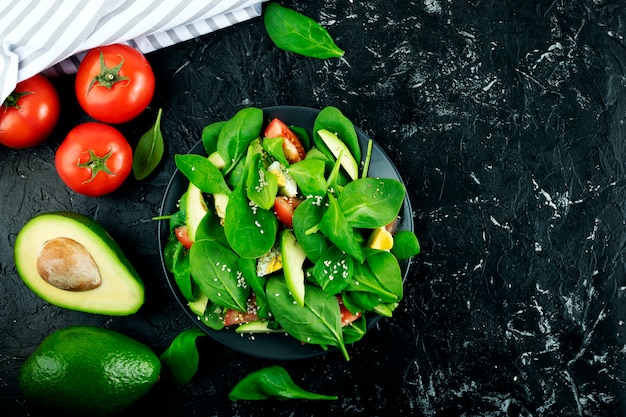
xmin=160 ymin=106 xmax=420 ymax=361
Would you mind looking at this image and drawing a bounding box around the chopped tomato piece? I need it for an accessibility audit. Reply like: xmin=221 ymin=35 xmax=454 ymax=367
xmin=273 ymin=196 xmax=302 ymax=228
xmin=223 ymin=295 xmax=259 ymax=326
xmin=264 ymin=118 xmax=306 ymax=164
xmin=174 ymin=225 xmax=193 ymax=249
xmin=338 ymin=296 xmax=362 ymax=327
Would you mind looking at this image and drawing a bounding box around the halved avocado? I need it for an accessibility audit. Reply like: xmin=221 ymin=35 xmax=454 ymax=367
xmin=14 ymin=211 xmax=144 ymax=316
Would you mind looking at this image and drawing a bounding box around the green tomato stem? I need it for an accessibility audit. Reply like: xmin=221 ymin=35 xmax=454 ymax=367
xmin=87 ymin=50 xmax=130 ymax=92
xmin=77 ymin=149 xmax=115 ymax=184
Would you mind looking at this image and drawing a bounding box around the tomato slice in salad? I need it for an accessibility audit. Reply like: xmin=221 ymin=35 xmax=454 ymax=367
xmin=338 ymin=296 xmax=362 ymax=327
xmin=273 ymin=196 xmax=302 ymax=228
xmin=223 ymin=295 xmax=259 ymax=326
xmin=264 ymin=118 xmax=306 ymax=164
xmin=174 ymin=225 xmax=193 ymax=249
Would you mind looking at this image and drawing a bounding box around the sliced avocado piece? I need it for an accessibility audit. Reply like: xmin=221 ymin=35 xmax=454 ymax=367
xmin=235 ymin=320 xmax=284 ymax=333
xmin=213 ymin=192 xmax=229 ymax=220
xmin=207 ymin=151 xmax=226 ymax=170
xmin=185 ymin=183 xmax=208 ymax=241
xmin=317 ymin=129 xmax=359 ymax=180
xmin=188 ymin=291 xmax=209 ymax=316
xmin=14 ymin=212 xmax=144 ymax=316
xmin=280 ymin=229 xmax=306 ymax=307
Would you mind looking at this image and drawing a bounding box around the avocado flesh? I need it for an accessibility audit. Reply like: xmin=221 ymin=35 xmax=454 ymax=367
xmin=185 ymin=183 xmax=208 ymax=241
xmin=14 ymin=212 xmax=144 ymax=316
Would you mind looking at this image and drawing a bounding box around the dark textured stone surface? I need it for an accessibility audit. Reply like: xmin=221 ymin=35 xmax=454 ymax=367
xmin=2 ymin=1 xmax=626 ymax=416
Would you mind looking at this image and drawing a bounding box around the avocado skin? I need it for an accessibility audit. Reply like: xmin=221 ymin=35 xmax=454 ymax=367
xmin=14 ymin=211 xmax=145 ymax=315
xmin=19 ymin=326 xmax=161 ymax=417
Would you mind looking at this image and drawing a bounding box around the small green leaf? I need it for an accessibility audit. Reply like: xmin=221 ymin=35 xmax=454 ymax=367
xmin=229 ymin=365 xmax=338 ymax=401
xmin=391 ymin=230 xmax=421 ymax=260
xmin=160 ymin=328 xmax=206 ymax=386
xmin=133 ymin=108 xmax=164 ymax=180
xmin=263 ymin=3 xmax=344 ymax=59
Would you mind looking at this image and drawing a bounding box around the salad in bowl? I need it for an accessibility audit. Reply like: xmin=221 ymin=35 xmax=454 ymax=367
xmin=158 ymin=106 xmax=419 ymax=361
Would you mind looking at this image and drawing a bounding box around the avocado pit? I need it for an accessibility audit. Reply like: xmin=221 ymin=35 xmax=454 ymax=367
xmin=36 ymin=237 xmax=101 ymax=291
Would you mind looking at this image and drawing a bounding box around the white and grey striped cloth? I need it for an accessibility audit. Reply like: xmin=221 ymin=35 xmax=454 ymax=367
xmin=0 ymin=0 xmax=267 ymax=103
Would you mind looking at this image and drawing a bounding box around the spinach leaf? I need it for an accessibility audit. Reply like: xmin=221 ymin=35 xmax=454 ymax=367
xmin=175 ymin=153 xmax=230 ymax=195
xmin=217 ymin=107 xmax=263 ymax=173
xmin=160 ymin=328 xmax=206 ymax=386
xmin=199 ymin=301 xmax=226 ymax=330
xmin=224 ymin=178 xmax=278 ymax=259
xmin=366 ymin=249 xmax=403 ymax=301
xmin=266 ymin=277 xmax=349 ymax=360
xmin=338 ymin=177 xmax=405 ymax=228
xmin=288 ymin=159 xmax=327 ymax=197
xmin=391 ymin=230 xmax=421 ymax=260
xmin=246 ymin=152 xmax=278 ymax=210
xmin=202 ymin=120 xmax=226 ymax=155
xmin=342 ymin=288 xmax=382 ymax=313
xmin=290 ymin=125 xmax=310 ymax=149
xmin=312 ymin=245 xmax=353 ymax=295
xmin=228 ymin=365 xmax=338 ymax=401
xmin=342 ymin=315 xmax=366 ymax=345
xmin=319 ymin=194 xmax=364 ymax=263
xmin=238 ymin=257 xmax=271 ymax=319
xmin=263 ymin=3 xmax=344 ymax=59
xmin=172 ymin=242 xmax=193 ymax=301
xmin=189 ymin=239 xmax=249 ymax=311
xmin=345 ymin=250 xmax=403 ymax=303
xmin=313 ymin=106 xmax=360 ymax=162
xmin=195 ymin=209 xmax=229 ymax=248
xmin=292 ymin=197 xmax=330 ymax=262
xmin=133 ymin=108 xmax=164 ymax=180
xmin=262 ymin=136 xmax=288 ymax=166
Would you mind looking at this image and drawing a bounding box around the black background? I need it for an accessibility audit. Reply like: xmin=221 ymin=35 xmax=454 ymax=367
xmin=2 ymin=1 xmax=626 ymax=416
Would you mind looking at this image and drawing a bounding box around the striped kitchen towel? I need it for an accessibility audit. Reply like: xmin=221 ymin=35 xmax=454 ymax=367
xmin=0 ymin=0 xmax=267 ymax=103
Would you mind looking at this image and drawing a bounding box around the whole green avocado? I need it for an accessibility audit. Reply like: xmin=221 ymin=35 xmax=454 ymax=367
xmin=19 ymin=326 xmax=161 ymax=417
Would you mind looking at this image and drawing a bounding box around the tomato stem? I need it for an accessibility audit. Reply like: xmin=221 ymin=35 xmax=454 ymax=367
xmin=77 ymin=149 xmax=116 ymax=184
xmin=87 ymin=50 xmax=130 ymax=92
xmin=2 ymin=91 xmax=34 ymax=110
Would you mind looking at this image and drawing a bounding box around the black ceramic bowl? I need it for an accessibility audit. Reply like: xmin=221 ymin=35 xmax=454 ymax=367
xmin=158 ymin=106 xmax=414 ymax=360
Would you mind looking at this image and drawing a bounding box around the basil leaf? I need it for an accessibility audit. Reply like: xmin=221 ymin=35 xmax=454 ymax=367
xmin=133 ymin=108 xmax=164 ymax=180
xmin=189 ymin=239 xmax=249 ymax=311
xmin=319 ymin=194 xmax=364 ymax=263
xmin=228 ymin=365 xmax=338 ymax=401
xmin=338 ymin=178 xmax=405 ymax=228
xmin=266 ymin=277 xmax=350 ymax=360
xmin=160 ymin=328 xmax=206 ymax=386
xmin=175 ymin=154 xmax=231 ymax=195
xmin=263 ymin=3 xmax=344 ymax=59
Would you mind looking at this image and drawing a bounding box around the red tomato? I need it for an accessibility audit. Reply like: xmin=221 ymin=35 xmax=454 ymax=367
xmin=273 ymin=196 xmax=302 ymax=228
xmin=75 ymin=44 xmax=155 ymax=124
xmin=55 ymin=122 xmax=132 ymax=196
xmin=0 ymin=74 xmax=60 ymax=148
xmin=223 ymin=295 xmax=259 ymax=326
xmin=174 ymin=225 xmax=193 ymax=249
xmin=264 ymin=118 xmax=306 ymax=164
xmin=338 ymin=296 xmax=362 ymax=327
